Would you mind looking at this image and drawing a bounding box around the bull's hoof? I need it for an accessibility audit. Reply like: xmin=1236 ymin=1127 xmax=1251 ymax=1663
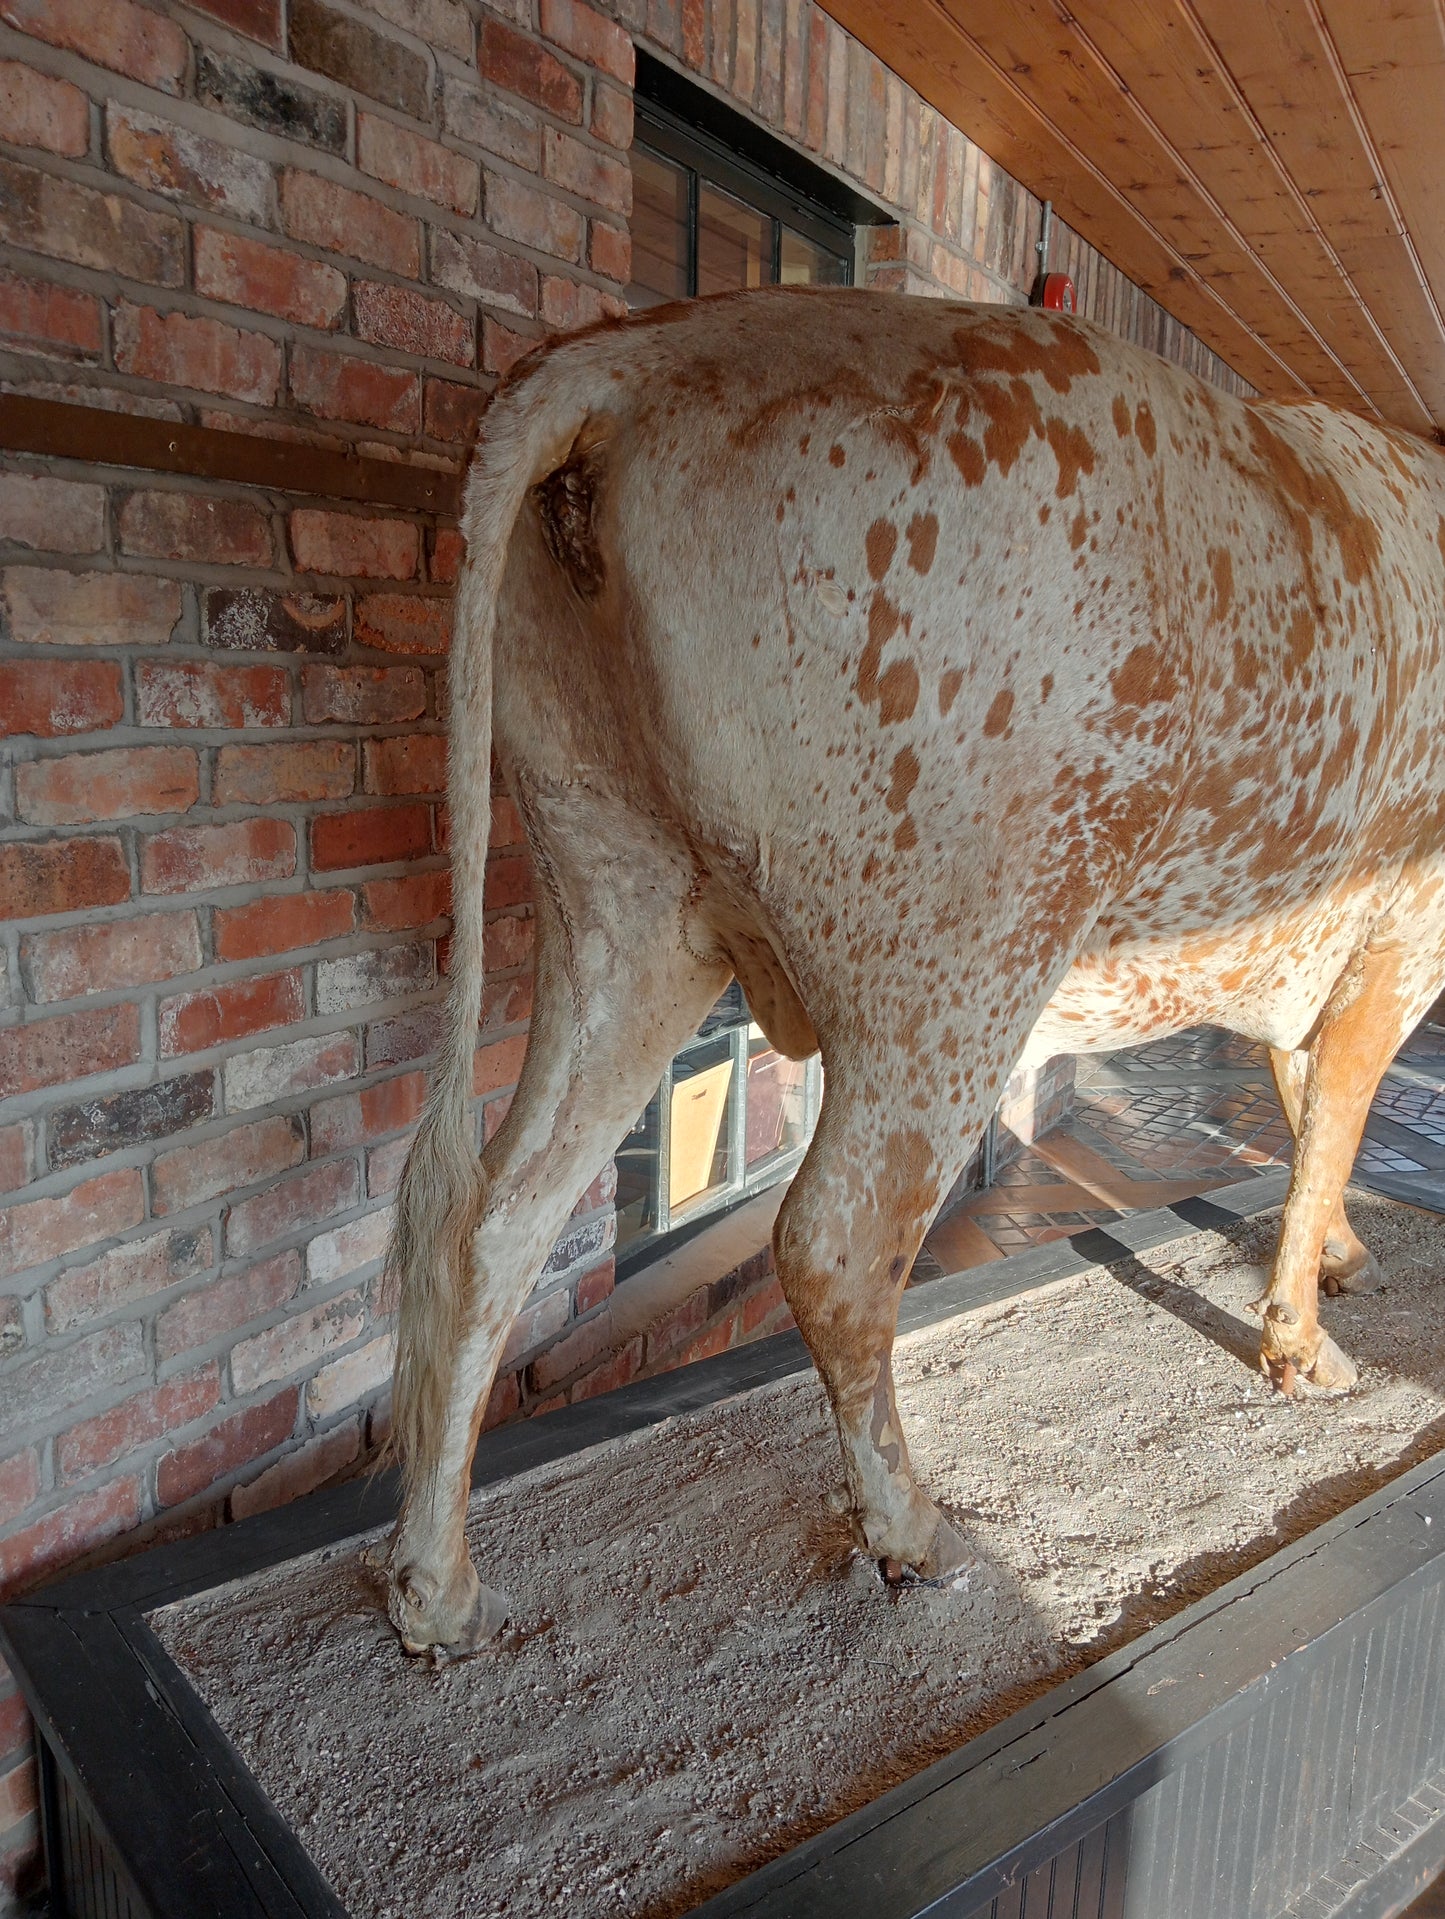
xmin=1322 ymin=1248 xmax=1383 ymax=1298
xmin=880 ymin=1513 xmax=971 ymax=1587
xmin=1303 ymin=1333 xmax=1359 ymax=1394
xmin=388 ymin=1556 xmax=511 ymax=1662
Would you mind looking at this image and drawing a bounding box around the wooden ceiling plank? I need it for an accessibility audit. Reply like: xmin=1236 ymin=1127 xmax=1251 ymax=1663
xmin=822 ymin=0 xmax=1307 ymax=394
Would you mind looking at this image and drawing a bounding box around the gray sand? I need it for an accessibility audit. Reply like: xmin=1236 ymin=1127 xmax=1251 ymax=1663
xmin=154 ymin=1194 xmax=1445 ymax=1919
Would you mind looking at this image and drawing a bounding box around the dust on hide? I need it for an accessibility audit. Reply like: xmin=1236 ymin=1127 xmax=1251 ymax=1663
xmin=384 ymin=288 xmax=1445 ymax=1660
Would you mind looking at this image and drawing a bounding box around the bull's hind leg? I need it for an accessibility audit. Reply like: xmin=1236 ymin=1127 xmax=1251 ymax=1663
xmin=1255 ymin=946 xmax=1409 ymax=1394
xmin=772 ymin=1075 xmax=972 ymax=1581
xmin=1268 ymin=1046 xmax=1381 ymax=1296
xmin=387 ymin=847 xmax=729 ymax=1659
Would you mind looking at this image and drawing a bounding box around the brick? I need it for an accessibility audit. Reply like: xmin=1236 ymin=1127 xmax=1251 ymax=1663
xmin=316 ymin=941 xmax=434 ymax=1013
xmin=119 ymin=489 xmax=273 ymax=567
xmin=365 ymin=1002 xmax=444 ymax=1068
xmin=311 ymin=803 xmax=431 ymax=873
xmin=0 ymin=1452 xmax=40 ymax=1529
xmin=0 ymin=473 xmax=105 ymax=554
xmin=498 ymin=1285 xmax=568 ymax=1367
xmin=741 ymin=1273 xmax=787 ymax=1334
xmin=0 ymin=1475 xmax=142 ymax=1594
xmin=1 ymin=836 xmax=128 ymax=930
xmin=222 ymin=1030 xmax=359 ymax=1110
xmin=158 ymin=968 xmax=304 ymax=1057
xmin=141 ymin=818 xmax=296 ymax=894
xmin=289 ymin=0 xmax=429 ymax=117
xmin=527 ymin=1305 xmax=617 ymax=1392
xmin=290 ymin=509 xmax=419 ymax=580
xmin=484 ymin=850 xmax=532 ymax=910
xmin=0 ymin=267 xmax=102 ymax=358
xmin=429 ymin=526 xmax=466 ymax=582
xmin=311 ymin=1069 xmax=424 ymax=1151
xmin=156 ymin=1247 xmax=299 ymax=1360
xmin=136 ymin=660 xmax=290 ymax=728
xmin=474 ymin=1030 xmax=527 ymax=1096
xmin=218 ymin=741 xmax=355 ymax=809
xmin=354 ymin=282 xmax=475 ymax=366
xmin=290 ymin=345 xmax=421 ymax=434
xmin=22 ymin=913 xmax=201 ymax=1004
xmin=361 ymin=734 xmax=446 ymax=796
xmin=230 ymin=1415 xmax=360 ymax=1518
xmin=301 ymin=662 xmax=425 ymax=723
xmin=15 ymin=745 xmax=199 ymax=826
xmin=543 ymin=127 xmax=631 ymax=215
xmin=152 ymin=1113 xmax=305 ymax=1215
xmin=479 ymin=18 xmax=583 ymax=121
xmin=576 ymin=1258 xmax=614 ymax=1316
xmin=360 ymin=868 xmax=450 ymax=931
xmin=197 ymin=228 xmax=347 ymax=335
xmin=106 ymin=105 xmax=272 ymax=224
xmin=424 ymin=377 xmax=487 ymax=444
xmin=0 ymin=0 xmax=187 ymax=88
xmin=0 ymin=155 xmax=183 ymax=285
xmin=493 ymin=793 xmax=526 ymax=843
xmin=357 ymin=114 xmax=478 ymax=215
xmin=486 ymin=171 xmax=584 ymax=262
xmin=481 ymin=971 xmax=531 ymax=1028
xmin=306 ymin=1333 xmax=393 ymax=1419
xmin=156 ymin=1387 xmax=298 ymax=1507
xmin=2 ymin=567 xmax=182 ymax=647
xmin=481 ymin=1367 xmax=519 ymax=1430
xmin=3 ymin=1175 xmax=139 ymax=1282
xmin=541 ymin=274 xmax=614 ymax=332
xmin=188 ymin=0 xmax=282 ymax=51
xmin=0 ymin=60 xmax=90 ymax=158
xmin=589 ymin=220 xmax=631 ymax=283
xmin=0 ymin=1320 xmax=145 ymax=1444
xmin=0 ymin=1004 xmax=140 ymax=1101
xmin=214 ymin=889 xmax=356 ymax=962
xmin=306 ymin=1206 xmax=391 ymax=1284
xmin=543 ymin=1211 xmax=608 ymax=1278
xmin=229 ymin=1274 xmax=366 ymax=1381
xmin=49 ymin=1072 xmax=215 ymax=1171
xmin=354 ymin=592 xmax=449 ymax=655
xmin=366 ymin=1133 xmax=410 ymax=1194
xmin=57 ymin=1366 xmax=221 ymax=1482
xmin=114 ymin=301 xmax=281 ymax=406
xmin=0 ymin=1124 xmax=32 ymax=1193
xmin=591 ymin=80 xmax=633 ymax=151
xmin=540 ymin=0 xmax=632 ymax=79
xmin=280 ymin=168 xmax=420 ymax=276
xmin=571 ymin=1334 xmax=643 ymax=1401
xmin=204 ymin=586 xmax=346 ymax=655
xmin=226 ymin=1158 xmax=360 ymax=1259
xmin=195 ymin=46 xmax=346 ymax=151
xmin=442 ymin=77 xmax=540 ymax=168
xmin=45 ymin=1225 xmax=211 ymax=1331
xmin=362 ymin=0 xmax=472 ymax=57
xmin=482 ymin=317 xmax=536 ymax=377
xmin=430 ymin=229 xmax=537 ymax=317
xmin=0 ymin=659 xmax=122 ymax=744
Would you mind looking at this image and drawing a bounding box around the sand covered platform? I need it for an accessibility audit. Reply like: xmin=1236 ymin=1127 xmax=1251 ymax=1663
xmin=152 ymin=1188 xmax=1445 ymax=1919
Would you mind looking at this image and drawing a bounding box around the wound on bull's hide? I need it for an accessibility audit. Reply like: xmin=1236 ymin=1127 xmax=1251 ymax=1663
xmin=535 ymin=440 xmax=607 ymax=598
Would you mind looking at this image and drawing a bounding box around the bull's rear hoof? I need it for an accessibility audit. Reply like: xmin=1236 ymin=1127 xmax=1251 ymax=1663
xmin=1303 ymin=1333 xmax=1359 ymax=1394
xmin=389 ymin=1559 xmax=511 ymax=1663
xmin=1322 ymin=1249 xmax=1383 ymax=1298
xmin=879 ymin=1513 xmax=972 ymax=1588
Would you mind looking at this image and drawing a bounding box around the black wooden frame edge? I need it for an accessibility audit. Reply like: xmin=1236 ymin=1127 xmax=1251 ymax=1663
xmin=0 ymin=1169 xmax=1421 ymax=1919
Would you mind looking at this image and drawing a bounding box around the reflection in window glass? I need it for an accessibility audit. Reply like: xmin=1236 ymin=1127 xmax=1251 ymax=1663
xmin=780 ymin=226 xmax=849 ymax=287
xmin=630 ymin=146 xmax=689 ymax=309
xmin=745 ymin=1026 xmax=809 ymax=1168
xmin=697 ymin=183 xmax=772 ymax=296
xmin=669 ymin=1036 xmax=734 ymax=1214
xmin=614 ymin=1090 xmax=662 ymax=1252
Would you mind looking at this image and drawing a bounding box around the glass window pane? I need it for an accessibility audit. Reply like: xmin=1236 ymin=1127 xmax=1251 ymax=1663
xmin=629 ymin=146 xmax=689 ymax=309
xmin=669 ymin=1034 xmax=735 ymax=1214
xmin=779 ymin=226 xmax=849 ymax=286
xmin=696 ymin=979 xmax=748 ymax=1041
xmin=744 ymin=1025 xmax=810 ymax=1169
xmin=697 ymin=183 xmax=772 ymax=295
xmin=614 ymin=1090 xmax=663 ymax=1251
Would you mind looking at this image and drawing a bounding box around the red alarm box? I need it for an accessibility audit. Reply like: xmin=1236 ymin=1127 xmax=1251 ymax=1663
xmin=1040 ymin=273 xmax=1076 ymax=312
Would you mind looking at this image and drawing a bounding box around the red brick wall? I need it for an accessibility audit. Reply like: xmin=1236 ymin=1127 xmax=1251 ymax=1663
xmin=0 ymin=0 xmax=1250 ymax=1903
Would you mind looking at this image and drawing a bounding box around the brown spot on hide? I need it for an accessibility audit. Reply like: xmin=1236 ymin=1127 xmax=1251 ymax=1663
xmin=1111 ymin=642 xmax=1179 ymax=708
xmin=829 ymin=443 xmax=846 ymax=466
xmin=1244 ymin=413 xmax=1382 ymax=586
xmin=857 ymin=590 xmax=901 ymax=706
xmin=906 ymin=511 xmax=938 ymax=575
xmin=884 ymin=745 xmax=920 ymax=813
xmin=1112 ymin=395 xmax=1132 ymax=438
xmin=1040 ymin=673 xmax=1054 ymax=702
xmin=1210 ymin=548 xmax=1233 ymax=623
xmin=947 ymin=432 xmax=986 ymax=486
xmin=939 ymin=667 xmax=964 ymax=715
xmin=878 ymin=659 xmax=920 ymax=724
xmin=1069 ymin=509 xmax=1088 ymax=550
xmin=1046 ymin=417 xmax=1096 ymax=497
xmin=893 ymin=817 xmax=918 ymax=852
xmin=866 ymin=518 xmax=899 ymax=581
xmin=1135 ymin=404 xmax=1157 ymax=456
xmin=983 ymin=687 xmax=1014 ymax=736
xmin=973 ymin=376 xmax=1045 ymax=476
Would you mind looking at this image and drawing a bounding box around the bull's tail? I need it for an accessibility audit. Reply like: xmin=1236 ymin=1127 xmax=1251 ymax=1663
xmin=387 ymin=351 xmax=610 ymax=1493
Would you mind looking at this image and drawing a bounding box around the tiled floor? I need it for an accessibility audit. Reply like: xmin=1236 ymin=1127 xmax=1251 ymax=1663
xmin=921 ymin=1019 xmax=1445 ymax=1275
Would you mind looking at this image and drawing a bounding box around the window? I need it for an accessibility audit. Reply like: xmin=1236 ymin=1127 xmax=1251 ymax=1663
xmin=614 ymin=61 xmax=880 ymax=1273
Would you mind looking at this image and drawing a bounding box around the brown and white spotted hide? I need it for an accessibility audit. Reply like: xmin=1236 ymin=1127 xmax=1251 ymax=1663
xmin=384 ymin=290 xmax=1445 ymax=1658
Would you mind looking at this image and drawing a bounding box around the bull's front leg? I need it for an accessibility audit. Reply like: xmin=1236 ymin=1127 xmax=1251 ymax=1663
xmin=772 ymin=1080 xmax=973 ymax=1581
